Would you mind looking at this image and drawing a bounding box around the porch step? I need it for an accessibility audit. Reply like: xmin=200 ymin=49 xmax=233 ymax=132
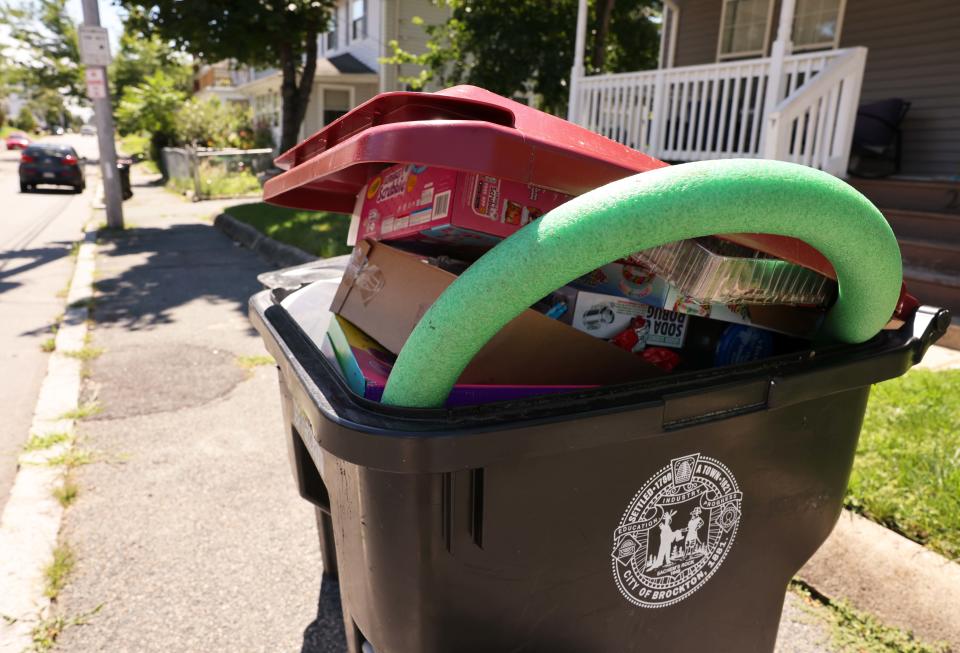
xmin=883 ymin=209 xmax=960 ymax=242
xmin=903 ymin=265 xmax=960 ymax=318
xmin=849 ymin=178 xmax=960 ymax=214
xmin=898 ymin=238 xmax=960 ymax=274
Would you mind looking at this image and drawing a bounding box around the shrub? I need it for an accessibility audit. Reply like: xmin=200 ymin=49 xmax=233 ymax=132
xmin=15 ymin=106 xmax=37 ymax=132
xmin=175 ymin=98 xmax=256 ymax=149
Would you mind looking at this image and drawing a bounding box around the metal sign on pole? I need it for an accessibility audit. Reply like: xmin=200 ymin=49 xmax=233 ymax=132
xmin=84 ymin=68 xmax=107 ymax=99
xmin=80 ymin=0 xmax=123 ymax=229
xmin=78 ymin=25 xmax=111 ymax=66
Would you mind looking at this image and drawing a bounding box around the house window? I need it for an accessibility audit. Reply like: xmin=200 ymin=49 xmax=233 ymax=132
xmin=351 ymin=0 xmax=367 ymax=40
xmin=792 ymin=0 xmax=845 ymax=50
xmin=717 ymin=0 xmax=774 ymax=60
xmin=326 ymin=15 xmax=338 ymax=50
xmin=323 ymin=89 xmax=351 ymax=126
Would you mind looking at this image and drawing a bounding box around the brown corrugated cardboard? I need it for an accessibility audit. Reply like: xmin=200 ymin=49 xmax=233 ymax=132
xmin=330 ymin=241 xmax=664 ymax=386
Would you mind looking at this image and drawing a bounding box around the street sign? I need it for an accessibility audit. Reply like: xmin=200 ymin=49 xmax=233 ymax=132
xmin=85 ymin=68 xmax=107 ymax=99
xmin=78 ymin=25 xmax=111 ymax=66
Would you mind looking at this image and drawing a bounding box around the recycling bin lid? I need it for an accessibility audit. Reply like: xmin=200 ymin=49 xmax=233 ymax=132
xmin=263 ymin=85 xmax=667 ymax=214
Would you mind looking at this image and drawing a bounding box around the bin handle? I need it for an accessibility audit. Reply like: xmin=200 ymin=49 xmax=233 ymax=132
xmin=381 ymin=159 xmax=903 ymax=408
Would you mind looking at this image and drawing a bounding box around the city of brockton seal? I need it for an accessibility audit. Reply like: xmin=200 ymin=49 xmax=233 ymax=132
xmin=611 ymin=453 xmax=743 ymax=608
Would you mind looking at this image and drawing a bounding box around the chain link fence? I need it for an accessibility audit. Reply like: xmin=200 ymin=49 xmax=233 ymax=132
xmin=162 ymin=147 xmax=275 ymax=201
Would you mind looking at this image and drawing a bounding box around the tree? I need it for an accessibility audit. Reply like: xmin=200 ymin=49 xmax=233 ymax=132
xmin=1 ymin=0 xmax=84 ymax=102
xmin=119 ymin=0 xmax=336 ymax=152
xmin=384 ymin=0 xmax=660 ymax=115
xmin=110 ymin=29 xmax=192 ymax=110
xmin=15 ymin=106 xmax=37 ymax=132
xmin=115 ymin=70 xmax=187 ymax=170
xmin=28 ymin=87 xmax=67 ymax=127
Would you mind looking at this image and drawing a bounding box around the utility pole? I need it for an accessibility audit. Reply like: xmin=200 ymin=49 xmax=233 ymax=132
xmin=80 ymin=0 xmax=123 ymax=229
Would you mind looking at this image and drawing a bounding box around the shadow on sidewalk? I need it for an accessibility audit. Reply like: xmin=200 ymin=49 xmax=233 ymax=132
xmin=1 ymin=242 xmax=73 ymax=299
xmin=92 ymin=224 xmax=266 ymax=332
xmin=301 ymin=575 xmax=348 ymax=653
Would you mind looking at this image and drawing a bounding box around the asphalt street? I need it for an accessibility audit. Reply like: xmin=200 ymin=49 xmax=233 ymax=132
xmin=0 ymin=133 xmax=99 ymax=513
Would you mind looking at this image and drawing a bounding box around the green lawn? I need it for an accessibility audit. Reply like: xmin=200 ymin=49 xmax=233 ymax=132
xmin=1 ymin=125 xmax=37 ymax=138
xmin=224 ymin=202 xmax=352 ymax=259
xmin=118 ymin=133 xmax=160 ymax=174
xmin=118 ymin=132 xmax=150 ymax=158
xmin=199 ymin=162 xmax=261 ymax=198
xmin=846 ymin=369 xmax=960 ymax=561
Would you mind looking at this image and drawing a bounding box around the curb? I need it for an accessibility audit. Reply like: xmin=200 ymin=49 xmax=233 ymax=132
xmin=938 ymin=322 xmax=960 ymax=351
xmin=92 ymin=180 xmax=105 ymax=210
xmin=799 ymin=510 xmax=960 ymax=648
xmin=213 ymin=213 xmax=317 ymax=268
xmin=0 ymin=230 xmax=97 ymax=652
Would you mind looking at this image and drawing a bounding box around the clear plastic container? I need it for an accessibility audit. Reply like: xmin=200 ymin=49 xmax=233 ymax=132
xmin=628 ymin=237 xmax=835 ymax=306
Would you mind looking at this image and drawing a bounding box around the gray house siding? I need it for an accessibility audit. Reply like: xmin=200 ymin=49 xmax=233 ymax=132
xmin=839 ymin=0 xmax=960 ymax=177
xmin=669 ymin=0 xmax=960 ymax=177
xmin=671 ymin=0 xmax=722 ymax=67
xmin=381 ymin=0 xmax=452 ymax=92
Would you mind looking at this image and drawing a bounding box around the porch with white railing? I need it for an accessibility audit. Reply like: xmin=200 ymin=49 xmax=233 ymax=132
xmin=569 ymin=47 xmax=866 ymax=177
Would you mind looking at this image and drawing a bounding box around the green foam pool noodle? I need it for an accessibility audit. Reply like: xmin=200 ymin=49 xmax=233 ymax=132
xmin=381 ymin=159 xmax=902 ymax=409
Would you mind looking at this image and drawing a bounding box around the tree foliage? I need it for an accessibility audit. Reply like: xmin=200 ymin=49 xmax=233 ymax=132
xmin=28 ymin=87 xmax=68 ymax=127
xmin=110 ymin=29 xmax=192 ymax=110
xmin=384 ymin=0 xmax=660 ymax=115
xmin=174 ymin=98 xmax=256 ymax=149
xmin=1 ymin=0 xmax=84 ymax=101
xmin=15 ymin=105 xmax=37 ymax=131
xmin=115 ymin=70 xmax=186 ymax=169
xmin=118 ymin=0 xmax=336 ymax=152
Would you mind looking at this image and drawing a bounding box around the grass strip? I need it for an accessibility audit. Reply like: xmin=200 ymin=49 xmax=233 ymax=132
xmin=224 ymin=202 xmax=351 ymax=259
xmin=791 ymin=581 xmax=949 ymax=653
xmin=846 ymin=369 xmax=960 ymax=561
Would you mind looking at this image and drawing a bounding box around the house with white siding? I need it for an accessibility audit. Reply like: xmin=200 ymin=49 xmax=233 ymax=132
xmin=228 ymin=0 xmax=449 ymax=149
xmin=192 ymin=61 xmax=251 ymax=105
xmin=567 ymin=0 xmax=960 ymax=316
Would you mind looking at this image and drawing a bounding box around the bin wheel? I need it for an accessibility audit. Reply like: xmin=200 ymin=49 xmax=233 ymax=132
xmin=382 ymin=159 xmax=903 ymax=408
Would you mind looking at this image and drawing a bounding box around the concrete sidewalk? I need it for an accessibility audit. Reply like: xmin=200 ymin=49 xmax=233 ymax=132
xmin=52 ymin=184 xmax=342 ymax=652
xmin=47 ymin=183 xmax=845 ymax=652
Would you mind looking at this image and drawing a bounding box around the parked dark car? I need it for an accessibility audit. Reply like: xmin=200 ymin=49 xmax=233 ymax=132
xmin=19 ymin=144 xmax=85 ymax=193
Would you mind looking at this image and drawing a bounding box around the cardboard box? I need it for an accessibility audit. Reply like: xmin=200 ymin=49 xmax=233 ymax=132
xmin=571 ymin=261 xmax=823 ymax=338
xmin=326 ymin=315 xmax=595 ymax=406
xmin=330 ymin=241 xmax=664 ymax=386
xmin=358 ymin=163 xmax=572 ymax=248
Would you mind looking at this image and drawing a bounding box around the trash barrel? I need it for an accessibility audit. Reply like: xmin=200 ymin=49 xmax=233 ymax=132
xmin=251 ymin=86 xmax=950 ymax=653
xmin=117 ymin=156 xmax=134 ymax=200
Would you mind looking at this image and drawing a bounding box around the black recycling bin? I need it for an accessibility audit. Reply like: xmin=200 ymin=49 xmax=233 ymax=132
xmin=250 ymin=287 xmax=949 ymax=653
xmin=117 ymin=157 xmax=133 ymax=200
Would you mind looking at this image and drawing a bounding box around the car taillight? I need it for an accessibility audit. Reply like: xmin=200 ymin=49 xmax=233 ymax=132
xmin=20 ymin=154 xmax=34 ymax=164
xmin=64 ymin=155 xmax=78 ymax=166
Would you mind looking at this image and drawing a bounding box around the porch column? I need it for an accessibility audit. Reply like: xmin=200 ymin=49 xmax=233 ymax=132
xmin=658 ymin=1 xmax=679 ymax=69
xmin=761 ymin=0 xmax=796 ymax=156
xmin=567 ymin=0 xmax=589 ymax=121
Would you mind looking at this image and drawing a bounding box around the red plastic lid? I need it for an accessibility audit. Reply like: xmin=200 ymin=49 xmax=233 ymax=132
xmin=263 ymin=85 xmax=666 ymax=213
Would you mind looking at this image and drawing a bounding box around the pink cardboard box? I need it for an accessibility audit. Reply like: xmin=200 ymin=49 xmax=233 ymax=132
xmin=358 ymin=163 xmax=572 ymax=247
